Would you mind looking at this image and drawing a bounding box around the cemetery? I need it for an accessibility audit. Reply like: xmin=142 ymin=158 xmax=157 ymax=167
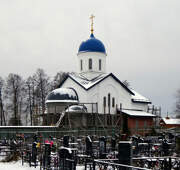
xmin=0 ymin=131 xmax=179 ymax=169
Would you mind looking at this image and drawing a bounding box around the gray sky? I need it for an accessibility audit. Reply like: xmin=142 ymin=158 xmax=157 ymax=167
xmin=0 ymin=0 xmax=180 ymax=116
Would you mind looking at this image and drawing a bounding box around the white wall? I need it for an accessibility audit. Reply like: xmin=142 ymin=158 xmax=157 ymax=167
xmin=61 ymin=75 xmax=149 ymax=114
xmin=77 ymin=52 xmax=106 ymax=79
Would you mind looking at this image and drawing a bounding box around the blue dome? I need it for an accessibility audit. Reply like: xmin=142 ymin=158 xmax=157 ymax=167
xmin=78 ymin=34 xmax=106 ymax=54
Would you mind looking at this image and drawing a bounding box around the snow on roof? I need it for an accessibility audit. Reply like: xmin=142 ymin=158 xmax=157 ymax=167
xmin=46 ymin=88 xmax=78 ymax=103
xmin=66 ymin=73 xmax=151 ymax=104
xmin=121 ymin=109 xmax=156 ymax=117
xmin=131 ymin=89 xmax=151 ymax=103
xmin=46 ymin=100 xmax=78 ymax=104
xmin=65 ymin=105 xmax=87 ymax=113
xmin=162 ymin=118 xmax=180 ymax=125
xmin=69 ymin=73 xmax=109 ymax=89
xmin=50 ymin=88 xmax=77 ymax=98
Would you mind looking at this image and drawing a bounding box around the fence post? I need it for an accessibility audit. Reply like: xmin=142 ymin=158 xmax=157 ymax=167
xmin=93 ymin=159 xmax=95 ymax=170
xmin=169 ymin=157 xmax=172 ymax=170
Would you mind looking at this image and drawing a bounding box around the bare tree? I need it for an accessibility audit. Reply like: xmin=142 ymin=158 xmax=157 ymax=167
xmin=33 ymin=69 xmax=50 ymax=124
xmin=0 ymin=77 xmax=6 ymax=125
xmin=25 ymin=76 xmax=36 ymax=126
xmin=175 ymin=89 xmax=180 ymax=118
xmin=4 ymin=73 xmax=25 ymax=125
xmin=50 ymin=71 xmax=69 ymax=90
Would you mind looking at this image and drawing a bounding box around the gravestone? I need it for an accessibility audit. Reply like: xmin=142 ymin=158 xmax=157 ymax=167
xmin=99 ymin=136 xmax=106 ymax=159
xmin=118 ymin=141 xmax=132 ymax=165
xmin=63 ymin=135 xmax=69 ymax=147
xmin=85 ymin=136 xmax=92 ymax=156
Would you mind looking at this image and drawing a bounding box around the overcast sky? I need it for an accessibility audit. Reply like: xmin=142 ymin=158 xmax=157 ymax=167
xmin=0 ymin=0 xmax=180 ymax=116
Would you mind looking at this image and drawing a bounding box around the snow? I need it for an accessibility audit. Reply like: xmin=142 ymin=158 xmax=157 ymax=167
xmin=70 ymin=73 xmax=151 ymax=105
xmin=52 ymin=88 xmax=76 ymax=96
xmin=162 ymin=118 xmax=180 ymax=125
xmin=131 ymin=89 xmax=151 ymax=103
xmin=0 ymin=161 xmax=32 ymax=170
xmin=0 ymin=161 xmax=84 ymax=170
xmin=69 ymin=72 xmax=109 ymax=89
xmin=65 ymin=105 xmax=87 ymax=113
xmin=121 ymin=109 xmax=156 ymax=117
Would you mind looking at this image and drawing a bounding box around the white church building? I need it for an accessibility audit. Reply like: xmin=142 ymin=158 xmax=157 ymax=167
xmin=58 ymin=17 xmax=152 ymax=116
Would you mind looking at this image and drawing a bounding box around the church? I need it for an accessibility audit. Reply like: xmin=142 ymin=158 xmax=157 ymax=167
xmin=46 ymin=16 xmax=155 ymax=135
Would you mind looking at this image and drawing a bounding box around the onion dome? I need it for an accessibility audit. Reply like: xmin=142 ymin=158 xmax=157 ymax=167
xmin=78 ymin=34 xmax=106 ymax=54
xmin=46 ymin=88 xmax=78 ymax=103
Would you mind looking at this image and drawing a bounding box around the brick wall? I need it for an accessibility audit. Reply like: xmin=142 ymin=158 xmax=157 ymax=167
xmin=127 ymin=116 xmax=154 ymax=136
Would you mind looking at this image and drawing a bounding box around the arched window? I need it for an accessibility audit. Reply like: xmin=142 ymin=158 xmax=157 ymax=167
xmin=108 ymin=93 xmax=111 ymax=114
xmin=80 ymin=60 xmax=83 ymax=71
xmin=112 ymin=97 xmax=115 ymax=107
xmin=89 ymin=58 xmax=92 ymax=70
xmin=108 ymin=93 xmax=111 ymax=107
xmin=99 ymin=59 xmax=102 ymax=71
xmin=103 ymin=96 xmax=106 ymax=107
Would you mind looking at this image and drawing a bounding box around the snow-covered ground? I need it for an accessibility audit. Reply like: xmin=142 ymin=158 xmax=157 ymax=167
xmin=0 ymin=161 xmax=32 ymax=170
xmin=0 ymin=160 xmax=85 ymax=170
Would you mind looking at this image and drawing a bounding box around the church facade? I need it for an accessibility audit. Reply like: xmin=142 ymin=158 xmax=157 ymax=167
xmin=59 ymin=26 xmax=151 ymax=115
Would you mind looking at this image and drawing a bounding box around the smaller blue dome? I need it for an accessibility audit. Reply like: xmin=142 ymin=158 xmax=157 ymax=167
xmin=78 ymin=34 xmax=106 ymax=54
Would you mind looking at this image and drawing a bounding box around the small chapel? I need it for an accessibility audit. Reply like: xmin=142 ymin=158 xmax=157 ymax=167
xmin=45 ymin=15 xmax=156 ymax=136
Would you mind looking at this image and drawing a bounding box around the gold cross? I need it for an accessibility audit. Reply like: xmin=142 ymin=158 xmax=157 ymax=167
xmin=90 ymin=14 xmax=95 ymax=34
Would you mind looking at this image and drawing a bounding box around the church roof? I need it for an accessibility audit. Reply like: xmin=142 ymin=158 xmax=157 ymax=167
xmin=121 ymin=109 xmax=156 ymax=117
xmin=59 ymin=73 xmax=151 ymax=104
xmin=78 ymin=34 xmax=106 ymax=54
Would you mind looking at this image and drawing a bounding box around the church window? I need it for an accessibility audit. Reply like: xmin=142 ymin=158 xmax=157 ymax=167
xmin=80 ymin=60 xmax=83 ymax=71
xmin=103 ymin=97 xmax=106 ymax=107
xmin=112 ymin=97 xmax=115 ymax=107
xmin=89 ymin=58 xmax=92 ymax=70
xmin=108 ymin=93 xmax=111 ymax=107
xmin=99 ymin=59 xmax=102 ymax=71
